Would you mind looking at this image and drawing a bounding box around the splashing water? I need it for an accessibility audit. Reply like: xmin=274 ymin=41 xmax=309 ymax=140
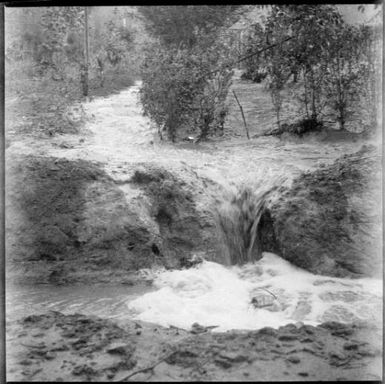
xmin=215 ymin=179 xmax=286 ymax=266
xmin=127 ymin=252 xmax=382 ymax=332
xmin=216 ymin=187 xmax=268 ymax=265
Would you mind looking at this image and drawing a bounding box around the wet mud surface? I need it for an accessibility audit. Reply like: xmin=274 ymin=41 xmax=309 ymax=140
xmin=6 ymin=311 xmax=382 ymax=382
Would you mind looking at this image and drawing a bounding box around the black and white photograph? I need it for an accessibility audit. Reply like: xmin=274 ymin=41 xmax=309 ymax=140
xmin=4 ymin=3 xmax=383 ymax=382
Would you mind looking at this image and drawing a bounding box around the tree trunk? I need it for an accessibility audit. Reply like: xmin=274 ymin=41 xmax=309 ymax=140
xmin=309 ymin=69 xmax=317 ymax=120
xmin=232 ymin=90 xmax=250 ymax=139
xmin=80 ymin=64 xmax=88 ymax=97
xmin=82 ymin=6 xmax=89 ymax=97
xmin=337 ymin=109 xmax=345 ymax=130
xmin=276 ymin=108 xmax=281 ymax=130
xmin=303 ymin=71 xmax=309 ymax=119
xmin=336 ymin=54 xmax=345 ymax=130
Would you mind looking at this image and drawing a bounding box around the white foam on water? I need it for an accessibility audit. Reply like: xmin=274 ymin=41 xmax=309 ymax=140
xmin=127 ymin=252 xmax=382 ymax=332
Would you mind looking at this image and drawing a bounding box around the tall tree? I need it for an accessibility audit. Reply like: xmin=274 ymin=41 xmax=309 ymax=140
xmin=139 ymin=5 xmax=243 ymax=142
xmin=264 ymin=5 xmax=344 ymax=121
xmin=138 ymin=5 xmax=243 ymax=49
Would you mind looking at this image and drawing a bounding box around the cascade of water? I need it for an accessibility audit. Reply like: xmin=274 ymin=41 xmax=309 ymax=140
xmin=216 ymin=185 xmax=277 ymax=265
xmin=127 ymin=253 xmax=382 ymax=332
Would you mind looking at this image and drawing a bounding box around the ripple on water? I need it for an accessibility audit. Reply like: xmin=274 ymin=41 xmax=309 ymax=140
xmin=319 ymin=290 xmax=373 ymax=303
xmin=127 ymin=252 xmax=382 ymax=332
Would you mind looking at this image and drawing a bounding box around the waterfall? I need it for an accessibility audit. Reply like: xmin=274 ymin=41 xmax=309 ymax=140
xmin=216 ymin=186 xmax=275 ymax=265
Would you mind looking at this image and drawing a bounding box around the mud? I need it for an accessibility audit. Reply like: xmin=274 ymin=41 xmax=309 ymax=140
xmin=127 ymin=163 xmax=220 ymax=267
xmin=6 ymin=154 xmax=223 ymax=284
xmin=6 ymin=155 xmax=151 ymax=284
xmin=261 ymin=144 xmax=382 ymax=278
xmin=6 ymin=81 xmax=381 ymax=282
xmin=5 ymin=75 xmax=382 ymax=382
xmin=6 ymin=311 xmax=382 ymax=381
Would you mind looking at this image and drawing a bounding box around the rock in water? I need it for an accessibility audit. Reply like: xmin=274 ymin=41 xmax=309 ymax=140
xmin=251 ymin=294 xmax=275 ymax=308
xmin=180 ymin=253 xmax=205 ymax=269
xmin=190 ymin=322 xmax=218 ymax=334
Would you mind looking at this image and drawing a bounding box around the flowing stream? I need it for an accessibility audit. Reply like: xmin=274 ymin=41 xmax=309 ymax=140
xmin=127 ymin=253 xmax=382 ymax=332
xmin=7 ymin=82 xmax=382 ymax=331
xmin=7 ymin=254 xmax=382 ymax=332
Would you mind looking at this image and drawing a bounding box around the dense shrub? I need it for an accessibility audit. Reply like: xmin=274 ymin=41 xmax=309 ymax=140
xmin=140 ymin=43 xmax=232 ymax=142
xmin=138 ymin=5 xmax=244 ymax=142
xmin=138 ymin=6 xmax=242 ymax=49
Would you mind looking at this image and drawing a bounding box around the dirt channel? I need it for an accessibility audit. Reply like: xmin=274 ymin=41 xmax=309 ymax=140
xmin=5 ymin=77 xmax=382 ymax=381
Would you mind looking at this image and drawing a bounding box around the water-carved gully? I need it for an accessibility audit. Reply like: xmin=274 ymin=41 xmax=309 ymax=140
xmin=6 ymin=83 xmax=382 ymax=381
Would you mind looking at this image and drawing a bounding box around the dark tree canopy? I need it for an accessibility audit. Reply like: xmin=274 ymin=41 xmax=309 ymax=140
xmin=138 ymin=6 xmax=243 ymax=48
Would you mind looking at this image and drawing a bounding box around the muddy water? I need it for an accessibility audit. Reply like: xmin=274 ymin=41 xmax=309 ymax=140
xmin=6 ymin=283 xmax=154 ymax=323
xmin=7 ymin=82 xmax=381 ymax=331
xmin=7 ymin=254 xmax=381 ymax=332
xmin=10 ymin=81 xmax=363 ymax=187
xmin=128 ymin=253 xmax=382 ymax=332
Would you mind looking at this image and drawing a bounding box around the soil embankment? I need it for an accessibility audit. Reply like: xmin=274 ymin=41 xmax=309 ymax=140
xmin=6 ymin=311 xmax=382 ymax=381
xmin=6 ymin=156 xmax=221 ymax=284
xmin=6 ymin=77 xmax=382 ymax=381
xmin=260 ymin=144 xmax=382 ymax=278
xmin=7 ymin=143 xmax=381 ymax=282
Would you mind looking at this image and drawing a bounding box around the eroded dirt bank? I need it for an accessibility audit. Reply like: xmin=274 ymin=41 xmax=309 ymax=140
xmin=6 ymin=143 xmax=381 ymax=283
xmin=6 ymin=80 xmax=382 ymax=381
xmin=6 ymin=83 xmax=377 ymax=283
xmin=260 ymin=144 xmax=382 ymax=278
xmin=6 ymin=311 xmax=382 ymax=382
xmin=6 ymin=154 xmax=223 ymax=285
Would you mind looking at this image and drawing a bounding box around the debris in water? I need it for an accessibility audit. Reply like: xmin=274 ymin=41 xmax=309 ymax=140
xmin=250 ymin=294 xmax=275 ymax=309
xmin=180 ymin=253 xmax=205 ymax=269
xmin=190 ymin=322 xmax=219 ymax=334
